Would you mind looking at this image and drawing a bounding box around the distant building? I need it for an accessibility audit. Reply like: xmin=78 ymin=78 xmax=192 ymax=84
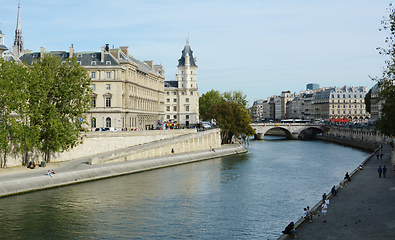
xmin=370 ymin=83 xmax=382 ymax=122
xmin=306 ymin=83 xmax=319 ymax=91
xmin=0 ymin=30 xmax=8 ymax=58
xmin=164 ymin=40 xmax=200 ymax=128
xmin=314 ymin=86 xmax=370 ymax=122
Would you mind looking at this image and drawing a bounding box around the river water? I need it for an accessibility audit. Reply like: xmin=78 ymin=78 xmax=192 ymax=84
xmin=0 ymin=136 xmax=369 ymax=240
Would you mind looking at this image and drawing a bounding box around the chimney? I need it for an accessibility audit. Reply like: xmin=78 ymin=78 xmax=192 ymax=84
xmin=69 ymin=45 xmax=74 ymax=58
xmin=109 ymin=48 xmax=120 ymax=60
xmin=13 ymin=45 xmax=19 ymax=57
xmin=119 ymin=46 xmax=129 ymax=57
xmin=144 ymin=61 xmax=153 ymax=68
xmin=101 ymin=47 xmax=105 ymax=62
xmin=40 ymin=47 xmax=45 ymax=57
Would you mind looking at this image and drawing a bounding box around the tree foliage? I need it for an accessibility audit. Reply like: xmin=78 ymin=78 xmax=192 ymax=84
xmin=199 ymin=90 xmax=224 ymax=121
xmin=0 ymin=54 xmax=92 ymax=167
xmin=373 ymin=3 xmax=395 ymax=136
xmin=364 ymin=88 xmax=372 ymax=113
xmin=207 ymin=102 xmax=255 ymax=144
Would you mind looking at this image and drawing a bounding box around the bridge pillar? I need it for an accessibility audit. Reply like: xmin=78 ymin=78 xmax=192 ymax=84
xmin=290 ymin=133 xmax=299 ymax=140
xmin=254 ymin=133 xmax=264 ymax=140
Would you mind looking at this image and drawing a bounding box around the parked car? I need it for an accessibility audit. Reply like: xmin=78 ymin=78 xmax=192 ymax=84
xmin=103 ymin=127 xmax=117 ymax=131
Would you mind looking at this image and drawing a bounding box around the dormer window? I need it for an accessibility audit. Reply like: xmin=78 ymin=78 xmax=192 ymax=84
xmin=62 ymin=53 xmax=68 ymax=58
xmin=33 ymin=54 xmax=38 ymax=58
xmin=106 ymin=61 xmax=111 ymax=65
xmin=92 ymin=54 xmax=97 ymax=58
xmin=77 ymin=61 xmax=81 ymax=65
xmin=77 ymin=54 xmax=82 ymax=58
xmin=91 ymin=61 xmax=96 ymax=65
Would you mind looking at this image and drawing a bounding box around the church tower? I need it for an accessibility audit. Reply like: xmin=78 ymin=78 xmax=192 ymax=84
xmin=14 ymin=2 xmax=24 ymax=54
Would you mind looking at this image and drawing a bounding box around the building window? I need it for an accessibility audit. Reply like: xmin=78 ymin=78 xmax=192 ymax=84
xmin=91 ymin=61 xmax=96 ymax=65
xmin=174 ymin=115 xmax=177 ymax=119
xmin=106 ymin=72 xmax=111 ymax=79
xmin=91 ymin=84 xmax=96 ymax=90
xmin=166 ymin=98 xmax=170 ymax=102
xmin=105 ymin=97 xmax=111 ymax=107
xmin=106 ymin=84 xmax=111 ymax=90
xmin=92 ymin=54 xmax=97 ymax=58
xmin=182 ymin=92 xmax=185 ymax=95
xmin=91 ymin=97 xmax=96 ymax=107
xmin=186 ymin=115 xmax=189 ymax=119
xmin=186 ymin=106 xmax=189 ymax=111
xmin=77 ymin=54 xmax=82 ymax=57
xmin=173 ymin=106 xmax=177 ymax=111
xmin=106 ymin=61 xmax=111 ymax=65
xmin=173 ymin=99 xmax=177 ymax=102
xmin=91 ymin=72 xmax=96 ymax=79
xmin=167 ymin=92 xmax=170 ymax=95
xmin=167 ymin=115 xmax=170 ymax=119
xmin=173 ymin=92 xmax=176 ymax=95
xmin=91 ymin=117 xmax=96 ymax=128
xmin=190 ymin=91 xmax=193 ymax=95
xmin=191 ymin=71 xmax=193 ymax=74
xmin=186 ymin=98 xmax=189 ymax=103
xmin=106 ymin=117 xmax=111 ymax=127
xmin=166 ymin=106 xmax=170 ymax=111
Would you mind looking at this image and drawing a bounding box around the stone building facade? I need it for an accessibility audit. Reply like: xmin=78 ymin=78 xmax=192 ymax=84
xmin=164 ymin=40 xmax=199 ymax=128
xmin=19 ymin=45 xmax=165 ymax=130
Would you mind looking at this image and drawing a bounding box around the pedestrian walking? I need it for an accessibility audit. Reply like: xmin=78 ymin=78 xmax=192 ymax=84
xmin=171 ymin=148 xmax=174 ymax=155
xmin=380 ymin=150 xmax=384 ymax=159
xmin=383 ymin=165 xmax=387 ymax=177
xmin=376 ymin=150 xmax=380 ymax=159
xmin=378 ymin=166 xmax=383 ymax=178
xmin=331 ymin=185 xmax=338 ymax=196
xmin=321 ymin=200 xmax=328 ymax=223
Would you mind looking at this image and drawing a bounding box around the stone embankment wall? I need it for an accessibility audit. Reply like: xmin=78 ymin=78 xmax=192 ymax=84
xmin=4 ymin=129 xmax=197 ymax=167
xmin=89 ymin=129 xmax=222 ymax=164
xmin=0 ymin=144 xmax=247 ymax=198
xmin=326 ymin=126 xmax=392 ymax=145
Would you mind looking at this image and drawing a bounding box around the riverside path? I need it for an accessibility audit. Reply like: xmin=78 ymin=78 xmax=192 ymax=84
xmin=279 ymin=144 xmax=394 ymax=240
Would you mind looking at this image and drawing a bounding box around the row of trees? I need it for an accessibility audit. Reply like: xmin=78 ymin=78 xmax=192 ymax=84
xmin=373 ymin=3 xmax=395 ymax=137
xmin=0 ymin=54 xmax=92 ymax=167
xmin=199 ymin=90 xmax=255 ymax=144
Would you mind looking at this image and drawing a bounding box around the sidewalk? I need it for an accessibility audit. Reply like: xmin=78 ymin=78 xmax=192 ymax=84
xmin=291 ymin=144 xmax=394 ymax=240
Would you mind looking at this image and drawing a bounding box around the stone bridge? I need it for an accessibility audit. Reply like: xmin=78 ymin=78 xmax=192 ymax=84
xmin=251 ymin=123 xmax=326 ymax=140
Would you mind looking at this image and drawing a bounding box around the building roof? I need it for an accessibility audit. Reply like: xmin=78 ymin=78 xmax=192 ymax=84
xmin=178 ymin=40 xmax=197 ymax=67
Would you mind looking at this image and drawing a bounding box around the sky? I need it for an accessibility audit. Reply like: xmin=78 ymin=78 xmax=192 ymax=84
xmin=0 ymin=0 xmax=392 ymax=105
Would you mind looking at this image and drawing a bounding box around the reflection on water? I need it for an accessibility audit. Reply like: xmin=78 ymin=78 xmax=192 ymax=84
xmin=0 ymin=138 xmax=369 ymax=239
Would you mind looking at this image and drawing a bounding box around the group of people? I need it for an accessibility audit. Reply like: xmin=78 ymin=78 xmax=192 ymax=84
xmin=46 ymin=170 xmax=56 ymax=177
xmin=303 ymin=206 xmax=313 ymax=223
xmin=378 ymin=165 xmax=387 ymax=178
xmin=27 ymin=161 xmax=36 ymax=169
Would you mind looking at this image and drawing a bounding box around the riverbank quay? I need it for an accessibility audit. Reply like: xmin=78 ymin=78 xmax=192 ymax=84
xmin=278 ymin=143 xmax=394 ymax=240
xmin=0 ymin=144 xmax=247 ymax=198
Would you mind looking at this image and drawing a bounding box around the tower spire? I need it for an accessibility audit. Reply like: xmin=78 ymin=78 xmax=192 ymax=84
xmin=14 ymin=1 xmax=23 ymax=53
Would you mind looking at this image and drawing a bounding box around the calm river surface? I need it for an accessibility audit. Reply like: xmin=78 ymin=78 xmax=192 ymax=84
xmin=0 ymin=137 xmax=369 ymax=240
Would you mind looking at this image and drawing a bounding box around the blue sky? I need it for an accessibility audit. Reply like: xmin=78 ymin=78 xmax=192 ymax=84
xmin=0 ymin=0 xmax=391 ymax=105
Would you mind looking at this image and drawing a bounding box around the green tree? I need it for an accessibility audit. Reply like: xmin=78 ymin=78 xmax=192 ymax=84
xmin=30 ymin=54 xmax=93 ymax=162
xmin=223 ymin=90 xmax=248 ymax=109
xmin=364 ymin=88 xmax=372 ymax=113
xmin=373 ymin=3 xmax=395 ymax=136
xmin=199 ymin=90 xmax=224 ymax=121
xmin=207 ymin=101 xmax=255 ymax=144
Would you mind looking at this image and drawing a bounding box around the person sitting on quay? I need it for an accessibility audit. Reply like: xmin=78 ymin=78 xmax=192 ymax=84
xmin=303 ymin=207 xmax=312 ymax=223
xmin=344 ymin=172 xmax=351 ymax=181
xmin=307 ymin=206 xmax=313 ymax=221
xmin=51 ymin=170 xmax=56 ymax=175
xmin=282 ymin=221 xmax=297 ymax=239
xmin=331 ymin=185 xmax=338 ymax=196
xmin=46 ymin=170 xmax=52 ymax=177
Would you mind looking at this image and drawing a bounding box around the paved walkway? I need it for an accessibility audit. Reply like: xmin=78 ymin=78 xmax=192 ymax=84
xmin=294 ymin=144 xmax=395 ymax=239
